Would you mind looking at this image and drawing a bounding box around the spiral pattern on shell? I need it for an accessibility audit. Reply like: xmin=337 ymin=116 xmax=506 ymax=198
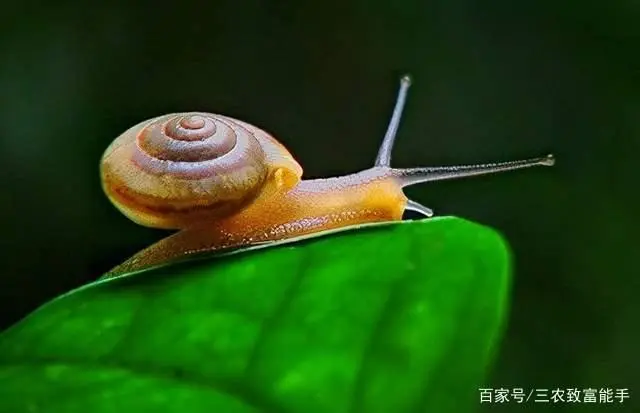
xmin=100 ymin=112 xmax=302 ymax=229
xmin=133 ymin=113 xmax=266 ymax=180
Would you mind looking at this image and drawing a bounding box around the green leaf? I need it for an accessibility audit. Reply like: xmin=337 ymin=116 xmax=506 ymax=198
xmin=0 ymin=216 xmax=511 ymax=413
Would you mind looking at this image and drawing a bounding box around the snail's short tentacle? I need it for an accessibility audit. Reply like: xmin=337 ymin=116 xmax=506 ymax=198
xmin=404 ymin=199 xmax=434 ymax=217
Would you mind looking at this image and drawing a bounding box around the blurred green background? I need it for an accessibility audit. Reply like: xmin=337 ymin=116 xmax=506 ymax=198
xmin=1 ymin=1 xmax=637 ymax=412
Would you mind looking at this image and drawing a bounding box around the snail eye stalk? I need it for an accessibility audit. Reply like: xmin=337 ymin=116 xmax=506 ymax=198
xmin=374 ymin=74 xmax=555 ymax=217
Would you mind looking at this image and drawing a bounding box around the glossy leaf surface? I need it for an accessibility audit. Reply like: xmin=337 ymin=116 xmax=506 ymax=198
xmin=0 ymin=217 xmax=511 ymax=413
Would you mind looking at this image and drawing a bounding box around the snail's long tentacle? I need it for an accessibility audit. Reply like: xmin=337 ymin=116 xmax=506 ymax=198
xmin=392 ymin=155 xmax=555 ymax=187
xmin=374 ymin=75 xmax=412 ymax=167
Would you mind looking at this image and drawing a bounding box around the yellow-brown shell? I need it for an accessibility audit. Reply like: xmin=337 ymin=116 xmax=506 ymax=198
xmin=100 ymin=112 xmax=303 ymax=229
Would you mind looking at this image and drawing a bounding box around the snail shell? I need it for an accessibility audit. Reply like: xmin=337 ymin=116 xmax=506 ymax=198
xmin=100 ymin=112 xmax=303 ymax=229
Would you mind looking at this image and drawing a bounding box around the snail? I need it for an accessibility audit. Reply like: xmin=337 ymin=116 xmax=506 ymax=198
xmin=100 ymin=75 xmax=554 ymax=277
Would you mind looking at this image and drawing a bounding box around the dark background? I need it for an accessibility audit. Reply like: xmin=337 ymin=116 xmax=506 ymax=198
xmin=1 ymin=1 xmax=637 ymax=412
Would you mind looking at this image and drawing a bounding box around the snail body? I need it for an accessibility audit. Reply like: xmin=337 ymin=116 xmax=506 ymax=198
xmin=101 ymin=76 xmax=554 ymax=277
